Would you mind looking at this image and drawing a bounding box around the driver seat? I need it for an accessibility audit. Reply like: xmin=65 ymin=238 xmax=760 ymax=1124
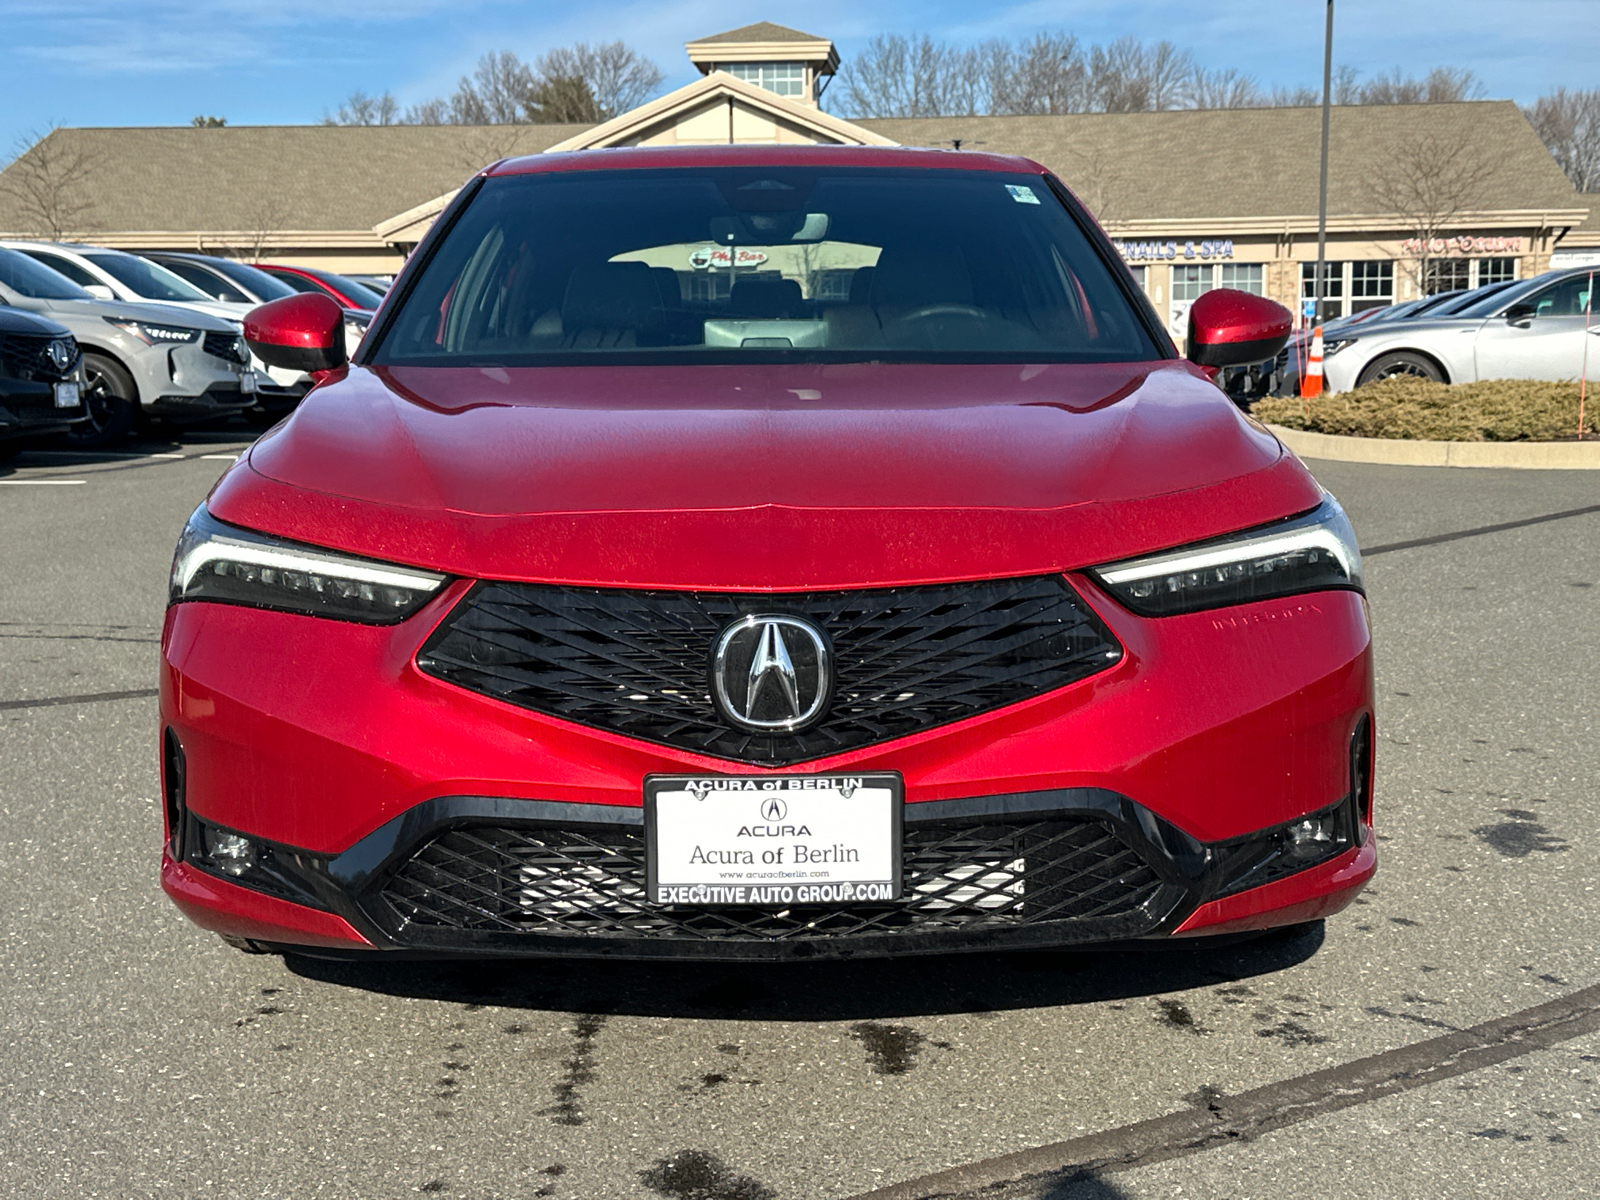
xmin=870 ymin=247 xmax=975 ymax=326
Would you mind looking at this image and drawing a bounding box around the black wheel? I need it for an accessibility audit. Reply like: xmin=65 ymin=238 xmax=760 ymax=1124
xmin=0 ymin=439 xmax=25 ymax=464
xmin=65 ymin=353 xmax=138 ymax=448
xmin=1356 ymin=351 xmax=1445 ymax=387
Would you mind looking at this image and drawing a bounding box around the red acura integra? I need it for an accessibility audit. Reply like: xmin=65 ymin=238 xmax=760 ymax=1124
xmin=160 ymin=146 xmax=1374 ymax=960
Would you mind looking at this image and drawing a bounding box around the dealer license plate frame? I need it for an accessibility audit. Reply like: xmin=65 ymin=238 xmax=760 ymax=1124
xmin=644 ymin=771 xmax=903 ymax=907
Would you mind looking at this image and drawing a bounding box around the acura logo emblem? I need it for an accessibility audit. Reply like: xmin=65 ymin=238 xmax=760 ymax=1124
xmin=760 ymin=797 xmax=787 ymax=822
xmin=711 ymin=614 xmax=832 ymax=733
xmin=46 ymin=339 xmax=74 ymax=371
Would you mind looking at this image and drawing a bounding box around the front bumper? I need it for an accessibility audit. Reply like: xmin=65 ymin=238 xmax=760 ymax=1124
xmin=159 ymin=580 xmax=1376 ymax=959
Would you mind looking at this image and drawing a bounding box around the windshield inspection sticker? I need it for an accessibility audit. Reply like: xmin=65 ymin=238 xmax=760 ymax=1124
xmin=1005 ymin=184 xmax=1042 ymax=205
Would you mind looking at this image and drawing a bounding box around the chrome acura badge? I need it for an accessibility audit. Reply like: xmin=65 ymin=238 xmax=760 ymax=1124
xmin=711 ymin=614 xmax=832 ymax=733
xmin=46 ymin=339 xmax=74 ymax=371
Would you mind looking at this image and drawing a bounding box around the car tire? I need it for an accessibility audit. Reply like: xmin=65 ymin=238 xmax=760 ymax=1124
xmin=0 ymin=439 xmax=25 ymax=464
xmin=1356 ymin=351 xmax=1445 ymax=387
xmin=67 ymin=353 xmax=138 ymax=449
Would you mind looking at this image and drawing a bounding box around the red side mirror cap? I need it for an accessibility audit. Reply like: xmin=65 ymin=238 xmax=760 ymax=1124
xmin=242 ymin=293 xmax=348 ymax=374
xmin=1186 ymin=289 xmax=1293 ymax=368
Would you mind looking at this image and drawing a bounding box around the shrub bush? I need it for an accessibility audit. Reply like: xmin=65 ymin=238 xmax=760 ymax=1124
xmin=1253 ymin=378 xmax=1598 ymax=441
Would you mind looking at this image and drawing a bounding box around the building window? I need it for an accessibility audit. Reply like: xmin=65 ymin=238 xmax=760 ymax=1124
xmin=1476 ymin=257 xmax=1517 ymax=287
xmin=1219 ymin=263 xmax=1263 ymax=295
xmin=1424 ymin=258 xmax=1471 ymax=295
xmin=1301 ymin=261 xmax=1346 ymax=322
xmin=809 ymin=269 xmax=854 ymax=302
xmin=1350 ymin=260 xmax=1394 ymax=313
xmin=1127 ymin=265 xmax=1147 ymax=292
xmin=1171 ymin=264 xmax=1214 ymax=302
xmin=719 ymin=62 xmax=807 ymax=97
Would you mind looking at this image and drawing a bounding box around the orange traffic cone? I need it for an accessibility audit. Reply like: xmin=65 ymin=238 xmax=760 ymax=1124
xmin=1299 ymin=325 xmax=1325 ymax=400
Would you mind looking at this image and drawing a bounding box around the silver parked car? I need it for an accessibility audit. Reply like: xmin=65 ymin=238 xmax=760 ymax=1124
xmin=142 ymin=251 xmax=374 ymax=414
xmin=0 ymin=247 xmax=253 ymax=448
xmin=1322 ymin=266 xmax=1600 ymax=392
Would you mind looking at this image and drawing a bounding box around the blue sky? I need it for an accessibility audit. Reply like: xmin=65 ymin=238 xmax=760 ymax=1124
xmin=2 ymin=0 xmax=1596 ymax=155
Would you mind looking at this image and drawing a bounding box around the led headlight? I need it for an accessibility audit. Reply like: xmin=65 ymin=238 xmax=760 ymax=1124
xmin=103 ymin=317 xmax=202 ymax=345
xmin=1321 ymin=337 xmax=1357 ymax=357
xmin=169 ymin=506 xmax=447 ymax=624
xmin=1090 ymin=496 xmax=1363 ymax=617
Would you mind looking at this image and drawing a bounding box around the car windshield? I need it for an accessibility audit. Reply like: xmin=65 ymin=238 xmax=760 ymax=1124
xmin=1433 ymin=281 xmax=1515 ymax=316
xmin=0 ymin=247 xmax=93 ymax=300
xmin=203 ymin=258 xmax=298 ymax=301
xmin=314 ymin=271 xmax=386 ymax=309
xmin=87 ymin=253 xmax=213 ymax=302
xmin=373 ymin=167 xmax=1161 ymax=366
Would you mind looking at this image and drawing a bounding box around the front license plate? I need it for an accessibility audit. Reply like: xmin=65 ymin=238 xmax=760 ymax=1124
xmin=645 ymin=772 xmax=902 ymax=906
xmin=53 ymin=382 xmax=80 ymax=409
xmin=239 ymin=372 xmax=258 ymax=394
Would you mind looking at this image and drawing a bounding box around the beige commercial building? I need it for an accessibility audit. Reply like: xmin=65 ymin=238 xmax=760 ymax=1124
xmin=1 ymin=20 xmax=1589 ymax=339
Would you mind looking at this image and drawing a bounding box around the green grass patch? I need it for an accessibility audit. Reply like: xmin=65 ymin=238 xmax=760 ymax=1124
xmin=1253 ymin=377 xmax=1599 ymax=441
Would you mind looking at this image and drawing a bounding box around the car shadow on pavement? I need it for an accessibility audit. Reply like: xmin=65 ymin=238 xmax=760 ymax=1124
xmin=282 ymin=923 xmax=1325 ymax=1021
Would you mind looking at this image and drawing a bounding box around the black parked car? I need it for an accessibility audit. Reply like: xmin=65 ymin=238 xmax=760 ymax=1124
xmin=0 ymin=306 xmax=86 ymax=461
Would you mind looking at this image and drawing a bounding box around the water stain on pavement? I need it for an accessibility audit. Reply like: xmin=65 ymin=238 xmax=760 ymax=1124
xmin=544 ymin=1013 xmax=605 ymax=1126
xmin=1154 ymin=998 xmax=1206 ymax=1034
xmin=851 ymin=1021 xmax=925 ymax=1074
xmin=640 ymin=1149 xmax=776 ymax=1200
xmin=1255 ymin=1019 xmax=1329 ymax=1045
xmin=1473 ymin=811 xmax=1569 ymax=857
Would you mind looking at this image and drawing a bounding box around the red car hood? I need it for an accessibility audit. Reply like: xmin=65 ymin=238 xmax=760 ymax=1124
xmin=213 ymin=360 xmax=1318 ymax=590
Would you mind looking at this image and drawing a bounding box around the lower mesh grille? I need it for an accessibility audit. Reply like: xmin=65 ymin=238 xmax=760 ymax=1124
xmin=375 ymin=818 xmax=1168 ymax=943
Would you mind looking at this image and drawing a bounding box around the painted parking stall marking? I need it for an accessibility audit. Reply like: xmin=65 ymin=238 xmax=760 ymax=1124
xmin=645 ymin=772 xmax=902 ymax=906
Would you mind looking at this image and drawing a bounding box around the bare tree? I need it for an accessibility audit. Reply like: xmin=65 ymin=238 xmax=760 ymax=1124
xmin=536 ymin=41 xmax=663 ymax=118
xmin=324 ymin=91 xmax=401 ymax=126
xmin=443 ymin=51 xmax=537 ymax=124
xmin=1368 ymin=134 xmax=1495 ymax=296
xmin=1357 ymin=66 xmax=1484 ymax=105
xmin=837 ymin=34 xmax=980 ymax=118
xmin=1525 ymin=87 xmax=1600 ymax=190
xmin=0 ymin=127 xmax=100 ymax=239
xmin=525 ymin=75 xmax=601 ymax=124
xmin=1191 ymin=67 xmax=1260 ymax=110
xmin=190 ymin=115 xmax=227 ymax=127
xmin=990 ymin=33 xmax=1088 ymax=115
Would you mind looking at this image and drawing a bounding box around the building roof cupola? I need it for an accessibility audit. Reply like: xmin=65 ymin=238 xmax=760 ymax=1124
xmin=684 ymin=22 xmax=839 ymax=107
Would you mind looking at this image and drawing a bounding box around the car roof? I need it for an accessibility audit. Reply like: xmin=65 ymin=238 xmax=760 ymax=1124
xmin=489 ymin=144 xmax=1045 ymax=179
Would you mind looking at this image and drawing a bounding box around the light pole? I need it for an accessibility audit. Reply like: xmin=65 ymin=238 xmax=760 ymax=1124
xmin=1314 ymin=0 xmax=1334 ymax=326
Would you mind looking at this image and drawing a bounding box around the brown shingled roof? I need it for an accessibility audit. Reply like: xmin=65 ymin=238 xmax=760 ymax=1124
xmin=689 ymin=22 xmax=826 ymax=45
xmin=0 ymin=123 xmax=590 ymax=236
xmin=0 ymin=101 xmax=1582 ymax=243
xmin=859 ymin=101 xmax=1582 ymax=226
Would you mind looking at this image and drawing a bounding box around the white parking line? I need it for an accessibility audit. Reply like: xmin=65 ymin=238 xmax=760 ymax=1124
xmin=0 ymin=479 xmax=86 ymax=486
xmin=200 ymin=454 xmax=241 ymax=461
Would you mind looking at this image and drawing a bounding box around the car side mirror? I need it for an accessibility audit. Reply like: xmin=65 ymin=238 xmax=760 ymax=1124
xmin=1186 ymin=289 xmax=1293 ymax=368
xmin=83 ymin=284 xmax=115 ymax=302
xmin=242 ymin=293 xmax=348 ymax=373
xmin=1503 ymin=302 xmax=1536 ymax=322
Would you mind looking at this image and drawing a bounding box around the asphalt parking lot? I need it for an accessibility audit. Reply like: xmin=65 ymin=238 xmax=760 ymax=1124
xmin=1 ymin=433 xmax=1596 ymax=1200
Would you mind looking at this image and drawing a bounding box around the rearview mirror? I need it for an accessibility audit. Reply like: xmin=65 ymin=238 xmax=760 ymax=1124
xmin=242 ymin=293 xmax=348 ymax=373
xmin=84 ymin=284 xmax=115 ymax=302
xmin=1503 ymin=302 xmax=1536 ymax=322
xmin=1186 ymin=289 xmax=1293 ymax=368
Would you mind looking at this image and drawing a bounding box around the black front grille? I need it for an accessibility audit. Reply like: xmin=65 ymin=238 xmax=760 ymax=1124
xmin=417 ymin=576 xmax=1121 ymax=765
xmin=375 ymin=816 xmax=1168 ymax=944
xmin=203 ymin=331 xmax=248 ymax=363
xmin=0 ymin=331 xmax=72 ymax=383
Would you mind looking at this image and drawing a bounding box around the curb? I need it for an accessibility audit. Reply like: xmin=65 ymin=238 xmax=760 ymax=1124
xmin=1265 ymin=424 xmax=1600 ymax=470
